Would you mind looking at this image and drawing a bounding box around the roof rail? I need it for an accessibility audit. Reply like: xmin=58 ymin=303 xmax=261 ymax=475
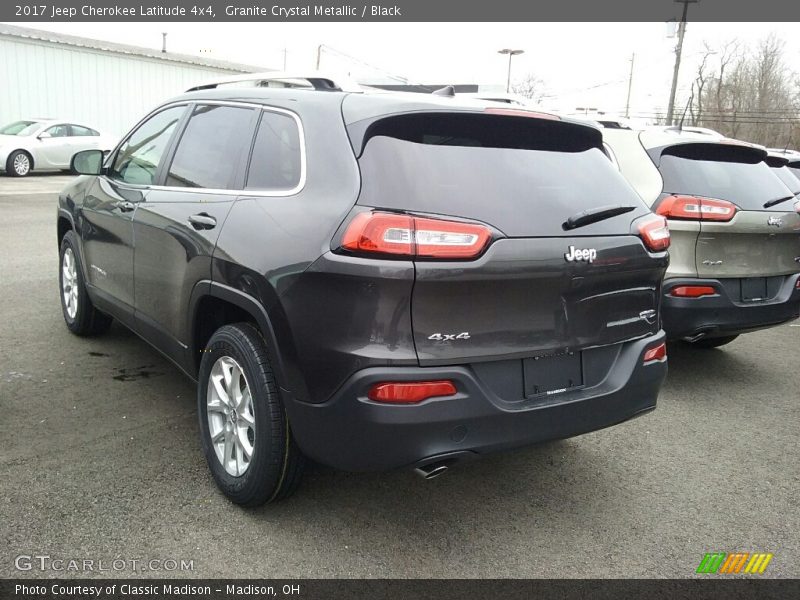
xmin=185 ymin=71 xmax=365 ymax=93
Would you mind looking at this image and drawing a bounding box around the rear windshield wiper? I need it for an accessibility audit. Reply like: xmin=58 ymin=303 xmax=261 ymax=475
xmin=763 ymin=195 xmax=796 ymax=209
xmin=563 ymin=204 xmax=637 ymax=231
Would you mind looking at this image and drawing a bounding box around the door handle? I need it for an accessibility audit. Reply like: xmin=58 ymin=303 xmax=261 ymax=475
xmin=114 ymin=201 xmax=136 ymax=212
xmin=188 ymin=213 xmax=217 ymax=230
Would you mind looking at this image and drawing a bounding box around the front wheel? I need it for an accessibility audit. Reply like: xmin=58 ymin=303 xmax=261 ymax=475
xmin=198 ymin=323 xmax=305 ymax=506
xmin=6 ymin=150 xmax=32 ymax=177
xmin=59 ymin=231 xmax=113 ymax=335
xmin=684 ymin=334 xmax=739 ymax=349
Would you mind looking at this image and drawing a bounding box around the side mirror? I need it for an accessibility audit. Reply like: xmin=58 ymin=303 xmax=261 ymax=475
xmin=71 ymin=149 xmax=104 ymax=175
xmin=38 ymin=131 xmax=52 ymax=139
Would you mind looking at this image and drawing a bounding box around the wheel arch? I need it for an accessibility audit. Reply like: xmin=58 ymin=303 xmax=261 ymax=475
xmin=189 ymin=282 xmax=291 ymax=391
xmin=57 ymin=209 xmax=74 ymax=247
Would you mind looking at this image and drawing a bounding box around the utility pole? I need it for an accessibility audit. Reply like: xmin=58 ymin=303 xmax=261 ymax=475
xmin=315 ymin=45 xmax=322 ymax=69
xmin=666 ymin=0 xmax=699 ymax=125
xmin=497 ymin=48 xmax=524 ymax=93
xmin=625 ymin=53 xmax=635 ymax=119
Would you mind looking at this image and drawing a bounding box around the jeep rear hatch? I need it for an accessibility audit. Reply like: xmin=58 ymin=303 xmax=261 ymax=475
xmin=654 ymin=143 xmax=800 ymax=280
xmin=344 ymin=110 xmax=669 ymax=365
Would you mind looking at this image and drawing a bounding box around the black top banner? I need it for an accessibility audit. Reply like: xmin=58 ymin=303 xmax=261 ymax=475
xmin=3 ymin=0 xmax=800 ymax=22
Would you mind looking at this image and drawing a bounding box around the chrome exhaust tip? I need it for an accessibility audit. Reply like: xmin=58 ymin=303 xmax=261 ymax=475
xmin=413 ymin=462 xmax=449 ymax=480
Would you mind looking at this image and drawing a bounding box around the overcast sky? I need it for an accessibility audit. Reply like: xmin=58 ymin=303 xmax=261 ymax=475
xmin=17 ymin=21 xmax=800 ymax=119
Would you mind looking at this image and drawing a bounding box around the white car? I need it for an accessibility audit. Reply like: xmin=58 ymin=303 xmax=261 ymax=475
xmin=0 ymin=118 xmax=115 ymax=177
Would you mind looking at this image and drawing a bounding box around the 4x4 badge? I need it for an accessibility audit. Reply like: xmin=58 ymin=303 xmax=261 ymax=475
xmin=767 ymin=216 xmax=783 ymax=227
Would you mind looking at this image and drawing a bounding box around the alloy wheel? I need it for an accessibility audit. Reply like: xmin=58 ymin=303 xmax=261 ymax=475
xmin=207 ymin=356 xmax=256 ymax=476
xmin=13 ymin=153 xmax=30 ymax=176
xmin=62 ymin=248 xmax=79 ymax=320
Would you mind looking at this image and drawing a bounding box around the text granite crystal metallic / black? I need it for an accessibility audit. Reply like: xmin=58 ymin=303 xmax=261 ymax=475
xmin=56 ymin=76 xmax=669 ymax=506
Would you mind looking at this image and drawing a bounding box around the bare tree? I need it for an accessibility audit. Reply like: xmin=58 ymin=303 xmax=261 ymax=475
xmin=688 ymin=35 xmax=800 ymax=147
xmin=511 ymin=73 xmax=546 ymax=104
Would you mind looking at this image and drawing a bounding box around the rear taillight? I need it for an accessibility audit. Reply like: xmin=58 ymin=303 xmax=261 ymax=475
xmin=637 ymin=215 xmax=670 ymax=252
xmin=367 ymin=380 xmax=457 ymax=404
xmin=643 ymin=342 xmax=667 ymax=364
xmin=341 ymin=212 xmax=492 ymax=259
xmin=670 ymin=285 xmax=717 ymax=298
xmin=656 ymin=195 xmax=738 ymax=222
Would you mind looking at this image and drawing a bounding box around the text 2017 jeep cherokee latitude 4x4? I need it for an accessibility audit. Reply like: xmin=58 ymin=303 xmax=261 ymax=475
xmin=58 ymin=76 xmax=669 ymax=505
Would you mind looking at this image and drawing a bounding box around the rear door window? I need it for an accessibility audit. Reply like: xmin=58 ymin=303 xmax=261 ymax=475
xmin=165 ymin=104 xmax=256 ymax=190
xmin=70 ymin=125 xmax=99 ymax=136
xmin=656 ymin=143 xmax=793 ymax=211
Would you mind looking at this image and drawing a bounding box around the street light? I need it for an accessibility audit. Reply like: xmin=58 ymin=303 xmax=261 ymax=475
xmin=498 ymin=48 xmax=524 ymax=93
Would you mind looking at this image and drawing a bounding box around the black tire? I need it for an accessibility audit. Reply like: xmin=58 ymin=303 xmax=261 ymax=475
xmin=198 ymin=322 xmax=305 ymax=506
xmin=6 ymin=150 xmax=32 ymax=177
xmin=59 ymin=231 xmax=113 ymax=336
xmin=684 ymin=334 xmax=739 ymax=349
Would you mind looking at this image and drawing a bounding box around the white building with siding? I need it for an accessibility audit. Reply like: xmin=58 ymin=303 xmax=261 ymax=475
xmin=0 ymin=24 xmax=267 ymax=139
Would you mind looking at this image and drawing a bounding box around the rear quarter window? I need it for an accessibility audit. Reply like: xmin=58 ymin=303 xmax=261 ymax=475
xmin=245 ymin=110 xmax=303 ymax=192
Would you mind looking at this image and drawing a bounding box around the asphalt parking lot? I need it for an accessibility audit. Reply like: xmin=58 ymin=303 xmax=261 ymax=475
xmin=1 ymin=174 xmax=798 ymax=579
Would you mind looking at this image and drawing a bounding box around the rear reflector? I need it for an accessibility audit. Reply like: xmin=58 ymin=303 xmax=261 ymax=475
xmin=656 ymin=195 xmax=738 ymax=222
xmin=483 ymin=107 xmax=561 ymax=120
xmin=341 ymin=211 xmax=492 ymax=259
xmin=643 ymin=342 xmax=667 ymax=364
xmin=670 ymin=285 xmax=717 ymax=298
xmin=637 ymin=215 xmax=670 ymax=252
xmin=368 ymin=381 xmax=457 ymax=404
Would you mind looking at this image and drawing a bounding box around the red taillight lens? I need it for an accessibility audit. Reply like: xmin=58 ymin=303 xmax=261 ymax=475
xmin=637 ymin=215 xmax=671 ymax=252
xmin=670 ymin=285 xmax=717 ymax=298
xmin=656 ymin=195 xmax=738 ymax=222
xmin=367 ymin=380 xmax=457 ymax=404
xmin=643 ymin=342 xmax=667 ymax=364
xmin=341 ymin=212 xmax=492 ymax=259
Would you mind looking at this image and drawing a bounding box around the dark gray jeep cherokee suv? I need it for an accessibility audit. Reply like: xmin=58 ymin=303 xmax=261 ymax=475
xmin=58 ymin=75 xmax=670 ymax=505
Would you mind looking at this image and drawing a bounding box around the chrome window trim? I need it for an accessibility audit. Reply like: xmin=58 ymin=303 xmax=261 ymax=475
xmin=105 ymin=99 xmax=308 ymax=198
xmin=106 ymin=99 xmax=307 ymax=197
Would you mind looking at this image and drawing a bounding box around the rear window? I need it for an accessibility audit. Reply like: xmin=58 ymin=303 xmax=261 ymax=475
xmin=355 ymin=113 xmax=649 ymax=237
xmin=770 ymin=165 xmax=800 ymax=195
xmin=657 ymin=143 xmax=793 ymax=211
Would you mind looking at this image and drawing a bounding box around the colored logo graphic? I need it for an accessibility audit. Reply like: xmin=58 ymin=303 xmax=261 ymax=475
xmin=696 ymin=552 xmax=773 ymax=574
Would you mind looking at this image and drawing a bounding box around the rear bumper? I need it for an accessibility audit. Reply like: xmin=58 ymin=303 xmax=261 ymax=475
xmin=284 ymin=333 xmax=667 ymax=472
xmin=661 ymin=275 xmax=800 ymax=340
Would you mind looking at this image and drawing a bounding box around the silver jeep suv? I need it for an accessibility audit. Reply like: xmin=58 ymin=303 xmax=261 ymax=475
xmin=603 ymin=126 xmax=800 ymax=348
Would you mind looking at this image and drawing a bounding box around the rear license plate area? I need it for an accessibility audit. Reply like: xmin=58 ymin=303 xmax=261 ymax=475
xmin=741 ymin=277 xmax=768 ymax=302
xmin=523 ymin=351 xmax=583 ymax=397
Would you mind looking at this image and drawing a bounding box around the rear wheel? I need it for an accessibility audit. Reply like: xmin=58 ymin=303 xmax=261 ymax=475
xmin=6 ymin=150 xmax=32 ymax=177
xmin=59 ymin=231 xmax=113 ymax=335
xmin=198 ymin=323 xmax=305 ymax=506
xmin=684 ymin=334 xmax=739 ymax=349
